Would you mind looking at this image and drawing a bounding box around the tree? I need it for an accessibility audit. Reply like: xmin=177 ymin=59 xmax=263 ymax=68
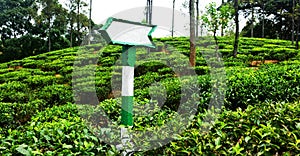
xmin=292 ymin=0 xmax=295 ymax=44
xmin=233 ymin=0 xmax=300 ymax=42
xmin=0 ymin=0 xmax=92 ymax=62
xmin=261 ymin=0 xmax=265 ymax=38
xmin=196 ymin=0 xmax=199 ymax=37
xmin=36 ymin=0 xmax=61 ymax=51
xmin=88 ymin=0 xmax=92 ymax=45
xmin=250 ymin=0 xmax=255 ymax=37
xmin=64 ymin=0 xmax=89 ymax=47
xmin=0 ymin=0 xmax=36 ymax=44
xmin=172 ymin=0 xmax=175 ymax=37
xmin=240 ymin=0 xmax=291 ymax=39
xmin=0 ymin=0 xmax=47 ymax=62
xmin=296 ymin=0 xmax=300 ymax=49
xmin=189 ymin=0 xmax=196 ymax=67
xmin=233 ymin=0 xmax=239 ymax=57
xmin=76 ymin=0 xmax=88 ymax=45
xmin=221 ymin=0 xmax=226 ymax=36
xmin=220 ymin=3 xmax=235 ymax=37
xmin=201 ymin=3 xmax=219 ymax=43
xmin=146 ymin=0 xmax=153 ymax=24
xmin=201 ymin=2 xmax=234 ymax=44
xmin=65 ymin=0 xmax=77 ymax=47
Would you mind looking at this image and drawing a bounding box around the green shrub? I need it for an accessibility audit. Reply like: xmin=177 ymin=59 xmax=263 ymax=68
xmin=219 ymin=49 xmax=232 ymax=57
xmin=270 ymin=48 xmax=298 ymax=61
xmin=37 ymin=85 xmax=73 ymax=106
xmin=0 ymin=102 xmax=15 ymax=129
xmin=134 ymin=72 xmax=164 ymax=89
xmin=135 ymin=61 xmax=168 ymax=77
xmin=264 ymin=39 xmax=291 ymax=46
xmin=0 ymin=81 xmax=31 ymax=103
xmin=262 ymin=44 xmax=281 ymax=49
xmin=0 ymin=71 xmax=31 ymax=83
xmin=250 ymin=47 xmax=269 ymax=56
xmin=22 ymin=60 xmax=45 ymax=68
xmin=41 ymin=60 xmax=66 ymax=72
xmin=218 ymin=43 xmax=226 ymax=49
xmin=225 ymin=64 xmax=300 ymax=109
xmin=157 ymin=67 xmax=175 ymax=76
xmin=194 ymin=66 xmax=209 ymax=75
xmin=240 ymin=45 xmax=255 ymax=50
xmin=0 ymin=100 xmax=45 ymax=130
xmin=155 ymin=101 xmax=300 ymax=155
xmin=1 ymin=36 xmax=300 ymax=155
xmin=196 ymin=57 xmax=207 ymax=66
xmin=25 ymin=75 xmax=57 ymax=89
xmin=0 ymin=104 xmax=114 ymax=155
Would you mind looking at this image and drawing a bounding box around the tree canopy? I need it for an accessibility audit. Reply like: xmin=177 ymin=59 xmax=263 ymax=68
xmin=0 ymin=0 xmax=93 ymax=62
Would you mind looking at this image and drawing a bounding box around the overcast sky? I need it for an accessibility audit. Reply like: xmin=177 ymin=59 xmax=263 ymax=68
xmin=59 ymin=0 xmax=222 ymax=24
xmin=90 ymin=0 xmax=221 ymax=24
xmin=59 ymin=0 xmax=245 ymax=37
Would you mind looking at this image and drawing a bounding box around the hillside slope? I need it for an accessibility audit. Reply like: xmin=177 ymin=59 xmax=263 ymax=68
xmin=0 ymin=37 xmax=300 ymax=155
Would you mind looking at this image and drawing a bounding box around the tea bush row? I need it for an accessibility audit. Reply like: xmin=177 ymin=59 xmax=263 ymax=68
xmin=2 ymin=100 xmax=298 ymax=155
xmin=134 ymin=63 xmax=300 ymax=112
xmin=147 ymin=101 xmax=300 ymax=155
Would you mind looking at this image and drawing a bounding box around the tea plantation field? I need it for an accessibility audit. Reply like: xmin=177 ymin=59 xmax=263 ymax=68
xmin=0 ymin=37 xmax=300 ymax=155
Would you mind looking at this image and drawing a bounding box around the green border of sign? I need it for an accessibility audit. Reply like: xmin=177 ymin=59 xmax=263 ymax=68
xmin=100 ymin=17 xmax=157 ymax=48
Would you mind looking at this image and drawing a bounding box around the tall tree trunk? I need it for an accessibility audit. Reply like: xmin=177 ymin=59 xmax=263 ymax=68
xmin=88 ymin=0 xmax=92 ymax=45
xmin=213 ymin=30 xmax=218 ymax=46
xmin=146 ymin=0 xmax=153 ymax=24
xmin=196 ymin=0 xmax=199 ymax=38
xmin=279 ymin=9 xmax=283 ymax=39
xmin=200 ymin=10 xmax=203 ymax=37
xmin=77 ymin=0 xmax=80 ymax=45
xmin=251 ymin=2 xmax=254 ymax=37
xmin=296 ymin=0 xmax=300 ymax=49
xmin=233 ymin=0 xmax=239 ymax=58
xmin=172 ymin=0 xmax=175 ymax=37
xmin=221 ymin=0 xmax=225 ymax=36
xmin=296 ymin=21 xmax=299 ymax=49
xmin=292 ymin=0 xmax=295 ymax=44
xmin=149 ymin=0 xmax=153 ymax=24
xmin=146 ymin=0 xmax=149 ymax=23
xmin=262 ymin=2 xmax=265 ymax=38
xmin=70 ymin=23 xmax=73 ymax=47
xmin=189 ymin=0 xmax=196 ymax=67
xmin=48 ymin=17 xmax=51 ymax=52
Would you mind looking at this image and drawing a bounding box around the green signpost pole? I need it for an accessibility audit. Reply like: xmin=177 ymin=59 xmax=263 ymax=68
xmin=100 ymin=17 xmax=156 ymax=155
xmin=121 ymin=46 xmax=136 ymax=126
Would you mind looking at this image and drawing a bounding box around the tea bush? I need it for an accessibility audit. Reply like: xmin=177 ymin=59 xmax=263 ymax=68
xmin=136 ymin=63 xmax=300 ymax=111
xmin=149 ymin=101 xmax=300 ymax=155
xmin=0 ymin=104 xmax=115 ymax=155
xmin=0 ymin=100 xmax=45 ymax=130
xmin=37 ymin=84 xmax=73 ymax=106
xmin=0 ymin=36 xmax=300 ymax=155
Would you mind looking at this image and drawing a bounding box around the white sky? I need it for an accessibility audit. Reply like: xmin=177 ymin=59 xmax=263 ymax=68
xmin=59 ymin=0 xmax=222 ymax=24
xmin=59 ymin=0 xmax=246 ymax=37
xmin=91 ymin=0 xmax=221 ymax=24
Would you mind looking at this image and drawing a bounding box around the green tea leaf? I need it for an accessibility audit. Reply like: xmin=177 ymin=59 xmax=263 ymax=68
xmin=245 ymin=136 xmax=251 ymax=143
xmin=62 ymin=144 xmax=73 ymax=149
xmin=16 ymin=144 xmax=30 ymax=156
